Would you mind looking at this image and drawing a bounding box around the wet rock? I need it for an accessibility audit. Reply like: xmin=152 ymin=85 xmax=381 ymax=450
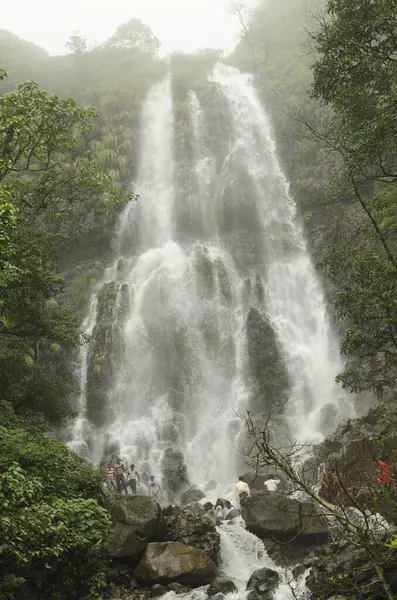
xmin=246 ymin=307 xmax=288 ymax=415
xmin=246 ymin=568 xmax=280 ymax=600
xmin=109 ymin=496 xmax=162 ymax=559
xmin=180 ymin=486 xmax=206 ymax=505
xmin=166 ymin=502 xmax=220 ymax=562
xmin=161 ymin=448 xmax=190 ymax=501
xmin=162 ymin=505 xmax=173 ymax=518
xmin=151 ymin=584 xmax=166 ymax=597
xmin=86 ymin=281 xmax=123 ymax=426
xmin=241 ymin=491 xmax=329 ymax=542
xmin=203 ymin=502 xmax=214 ymax=513
xmin=291 ymin=565 xmax=306 ymax=580
xmin=106 ymin=564 xmax=134 ymax=585
xmin=306 ymin=542 xmax=385 ymax=599
xmin=204 ymin=480 xmax=218 ymax=492
xmin=135 ymin=542 xmax=216 ymax=585
xmin=166 ymin=582 xmax=189 ymax=594
xmin=207 ymin=578 xmax=238 ymax=597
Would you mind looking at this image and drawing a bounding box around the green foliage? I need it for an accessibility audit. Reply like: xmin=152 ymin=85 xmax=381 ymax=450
xmin=107 ymin=18 xmax=161 ymax=54
xmin=307 ymin=0 xmax=397 ymax=395
xmin=0 ymin=423 xmax=104 ymax=499
xmin=0 ymin=73 xmax=127 ymax=424
xmin=0 ymin=425 xmax=111 ymax=600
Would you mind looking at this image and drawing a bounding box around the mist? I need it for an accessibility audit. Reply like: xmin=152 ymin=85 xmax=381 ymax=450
xmin=0 ymin=0 xmax=258 ymax=56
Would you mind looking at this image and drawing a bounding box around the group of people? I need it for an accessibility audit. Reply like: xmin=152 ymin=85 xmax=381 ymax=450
xmin=106 ymin=458 xmax=161 ymax=498
xmin=209 ymin=499 xmax=240 ymax=522
xmin=236 ymin=474 xmax=281 ymax=499
xmin=322 ymin=456 xmax=393 ymax=504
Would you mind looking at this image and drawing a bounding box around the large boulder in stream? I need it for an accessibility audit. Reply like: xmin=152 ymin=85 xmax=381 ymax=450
xmin=241 ymin=491 xmax=329 ymax=542
xmin=166 ymin=502 xmax=220 ymax=562
xmin=108 ymin=496 xmax=162 ymax=559
xmin=135 ymin=542 xmax=216 ymax=585
xmin=246 ymin=568 xmax=281 ymax=600
xmin=208 ymin=577 xmax=238 ymax=597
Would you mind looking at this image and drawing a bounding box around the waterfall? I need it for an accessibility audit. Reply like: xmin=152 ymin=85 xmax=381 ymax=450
xmin=68 ymin=63 xmax=353 ymax=481
xmin=210 ymin=65 xmax=352 ymax=442
xmin=63 ymin=62 xmax=354 ymax=600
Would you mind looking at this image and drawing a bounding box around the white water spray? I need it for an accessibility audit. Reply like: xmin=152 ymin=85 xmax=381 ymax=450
xmin=69 ymin=64 xmax=352 ymax=492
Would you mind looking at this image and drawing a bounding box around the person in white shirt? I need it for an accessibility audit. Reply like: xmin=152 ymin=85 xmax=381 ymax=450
xmin=236 ymin=476 xmax=251 ymax=502
xmin=149 ymin=475 xmax=161 ymax=499
xmin=264 ymin=475 xmax=281 ymax=492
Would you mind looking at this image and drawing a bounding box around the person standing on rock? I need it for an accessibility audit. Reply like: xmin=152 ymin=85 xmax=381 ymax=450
xmin=106 ymin=462 xmax=116 ymax=491
xmin=377 ymin=456 xmax=392 ymax=489
xmin=236 ymin=476 xmax=251 ymax=503
xmin=127 ymin=463 xmax=139 ymax=495
xmin=115 ymin=458 xmax=128 ymax=495
xmin=149 ymin=475 xmax=162 ymax=500
xmin=264 ymin=474 xmax=281 ymax=492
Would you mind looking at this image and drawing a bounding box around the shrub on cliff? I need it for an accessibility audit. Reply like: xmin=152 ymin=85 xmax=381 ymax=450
xmin=0 ymin=70 xmax=132 ymax=425
xmin=0 ymin=418 xmax=111 ymax=599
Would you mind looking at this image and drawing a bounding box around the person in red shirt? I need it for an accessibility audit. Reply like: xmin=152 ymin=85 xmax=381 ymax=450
xmin=377 ymin=456 xmax=392 ymax=489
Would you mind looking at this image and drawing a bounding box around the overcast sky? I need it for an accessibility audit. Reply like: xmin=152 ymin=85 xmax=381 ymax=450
xmin=0 ymin=0 xmax=252 ymax=56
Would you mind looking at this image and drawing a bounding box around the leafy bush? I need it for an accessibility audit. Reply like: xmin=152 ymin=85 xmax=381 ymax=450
xmin=0 ymin=423 xmax=104 ymax=500
xmin=0 ymin=421 xmax=111 ymax=599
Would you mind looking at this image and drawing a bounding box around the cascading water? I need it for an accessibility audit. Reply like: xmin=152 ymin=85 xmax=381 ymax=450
xmin=210 ymin=64 xmax=353 ymax=442
xmin=69 ymin=63 xmax=352 ymax=476
xmin=67 ymin=63 xmax=354 ymax=600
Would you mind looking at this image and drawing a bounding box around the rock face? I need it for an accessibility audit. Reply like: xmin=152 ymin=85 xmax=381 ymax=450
xmin=161 ymin=448 xmax=190 ymax=501
xmin=135 ymin=542 xmax=216 ymax=585
xmin=246 ymin=307 xmax=289 ymax=415
xmin=311 ymin=406 xmax=397 ymax=518
xmin=246 ymin=568 xmax=281 ymax=600
xmin=86 ymin=280 xmax=129 ymax=427
xmin=241 ymin=491 xmax=329 ymax=542
xmin=166 ymin=502 xmax=220 ymax=562
xmin=108 ymin=496 xmax=162 ymax=559
xmin=207 ymin=578 xmax=238 ymax=597
xmin=180 ymin=486 xmax=205 ymax=505
xmin=306 ymin=541 xmax=397 ymax=600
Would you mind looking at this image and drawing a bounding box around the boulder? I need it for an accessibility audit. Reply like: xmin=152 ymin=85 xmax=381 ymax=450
xmin=166 ymin=582 xmax=189 ymax=594
xmin=135 ymin=542 xmax=216 ymax=585
xmin=166 ymin=502 xmax=220 ymax=562
xmin=109 ymin=496 xmax=162 ymax=559
xmin=306 ymin=541 xmax=397 ymax=599
xmin=207 ymin=578 xmax=238 ymax=597
xmin=291 ymin=565 xmax=306 ymax=580
xmin=246 ymin=568 xmax=280 ymax=600
xmin=180 ymin=486 xmax=206 ymax=505
xmin=241 ymin=491 xmax=329 ymax=542
xmin=151 ymin=584 xmax=166 ymax=597
xmin=161 ymin=448 xmax=190 ymax=501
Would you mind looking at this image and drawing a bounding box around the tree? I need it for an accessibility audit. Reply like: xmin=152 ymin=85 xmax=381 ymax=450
xmin=0 ymin=74 xmax=127 ymax=424
xmin=65 ymin=31 xmax=88 ymax=54
xmin=108 ymin=18 xmax=160 ymax=54
xmin=305 ymin=0 xmax=397 ymax=396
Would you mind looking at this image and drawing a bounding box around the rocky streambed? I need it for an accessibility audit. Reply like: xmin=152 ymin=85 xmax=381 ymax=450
xmin=103 ymin=406 xmax=397 ymax=600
